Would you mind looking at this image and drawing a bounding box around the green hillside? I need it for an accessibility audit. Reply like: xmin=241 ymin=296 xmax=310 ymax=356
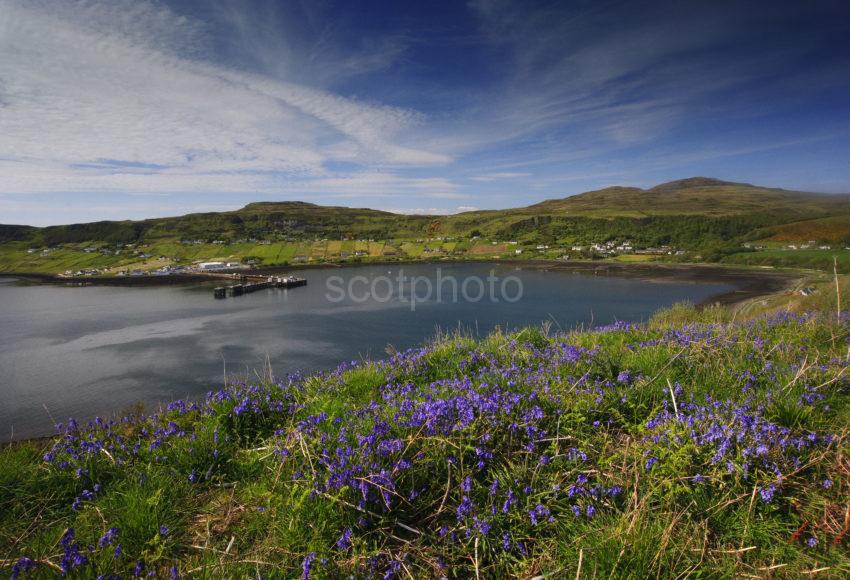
xmin=756 ymin=215 xmax=850 ymax=244
xmin=524 ymin=177 xmax=850 ymax=218
xmin=3 ymin=178 xmax=850 ymax=274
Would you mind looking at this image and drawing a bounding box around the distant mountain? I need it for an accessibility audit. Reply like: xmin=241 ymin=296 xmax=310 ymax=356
xmin=3 ymin=178 xmax=850 ymax=249
xmin=525 ymin=177 xmax=850 ymax=218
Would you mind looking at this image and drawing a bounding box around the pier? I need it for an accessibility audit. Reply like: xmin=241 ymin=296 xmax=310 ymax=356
xmin=214 ymin=275 xmax=307 ymax=298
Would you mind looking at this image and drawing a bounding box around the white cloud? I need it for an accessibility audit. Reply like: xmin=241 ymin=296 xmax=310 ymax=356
xmin=384 ymin=206 xmax=479 ymax=215
xmin=0 ymin=0 xmax=449 ymax=196
xmin=283 ymin=172 xmax=463 ymax=199
xmin=471 ymin=172 xmax=531 ymax=182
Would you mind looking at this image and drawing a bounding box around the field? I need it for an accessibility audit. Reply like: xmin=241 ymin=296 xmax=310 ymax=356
xmin=723 ymin=249 xmax=850 ymax=272
xmin=470 ymin=243 xmax=507 ymax=255
xmin=609 ymin=254 xmax=657 ymax=263
xmin=0 ymin=238 xmax=532 ymax=274
xmin=1 ymin=293 xmax=848 ymax=577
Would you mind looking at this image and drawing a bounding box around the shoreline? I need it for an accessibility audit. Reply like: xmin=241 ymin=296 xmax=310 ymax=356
xmin=528 ymin=261 xmax=802 ymax=309
xmin=0 ymin=260 xmax=803 ymax=309
xmin=1 ymin=261 xmax=803 ymax=445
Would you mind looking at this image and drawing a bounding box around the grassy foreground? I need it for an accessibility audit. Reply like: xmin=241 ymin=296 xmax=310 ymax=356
xmin=2 ymin=306 xmax=849 ymax=578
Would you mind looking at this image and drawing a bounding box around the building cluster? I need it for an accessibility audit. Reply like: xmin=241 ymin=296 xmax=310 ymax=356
xmin=196 ymin=261 xmax=243 ymax=271
xmin=783 ymin=241 xmax=835 ymax=250
xmin=61 ymin=268 xmax=105 ymax=277
xmin=565 ymin=240 xmax=683 ymax=257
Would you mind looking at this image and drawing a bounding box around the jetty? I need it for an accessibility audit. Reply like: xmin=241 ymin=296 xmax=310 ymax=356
xmin=214 ymin=275 xmax=307 ymax=299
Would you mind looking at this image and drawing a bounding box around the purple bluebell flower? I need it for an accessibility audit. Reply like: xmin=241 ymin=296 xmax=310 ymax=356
xmin=336 ymin=527 xmax=352 ymax=550
xmin=301 ymin=552 xmax=317 ymax=579
xmin=11 ymin=557 xmax=35 ymax=580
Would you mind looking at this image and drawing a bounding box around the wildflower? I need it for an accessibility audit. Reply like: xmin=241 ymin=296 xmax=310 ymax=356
xmin=529 ymin=503 xmax=550 ymax=525
xmin=59 ymin=528 xmax=87 ymax=573
xmin=159 ymin=525 xmax=170 ymax=537
xmin=473 ymin=516 xmax=492 ymax=535
xmin=759 ymin=484 xmax=776 ymax=503
xmin=98 ymin=527 xmax=119 ymax=548
xmin=502 ymin=489 xmax=517 ymax=514
xmin=336 ymin=527 xmax=352 ymax=550
xmin=645 ymin=457 xmax=659 ymax=471
xmin=384 ymin=560 xmax=402 ymax=580
xmin=456 ymin=496 xmax=474 ymax=520
xmin=301 ymin=552 xmax=317 ymax=579
xmin=461 ymin=475 xmax=472 ymax=493
xmin=517 ymin=541 xmax=527 ymax=557
xmin=806 ymin=536 xmax=818 ymax=547
xmin=822 ymin=479 xmax=833 ymax=489
xmin=488 ymin=478 xmax=499 ymax=497
xmin=11 ymin=557 xmax=35 ymax=580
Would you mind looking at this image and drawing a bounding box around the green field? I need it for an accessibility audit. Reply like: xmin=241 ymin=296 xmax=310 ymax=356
xmin=723 ymin=249 xmax=850 ymax=272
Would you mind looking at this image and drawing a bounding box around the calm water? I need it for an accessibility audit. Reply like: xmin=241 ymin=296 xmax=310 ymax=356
xmin=0 ymin=263 xmax=733 ymax=440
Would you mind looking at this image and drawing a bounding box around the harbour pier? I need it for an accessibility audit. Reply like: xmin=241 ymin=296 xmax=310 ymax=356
xmin=214 ymin=275 xmax=307 ymax=298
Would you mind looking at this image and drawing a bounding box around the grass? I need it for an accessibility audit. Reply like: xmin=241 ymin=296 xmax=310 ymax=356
xmin=1 ymin=298 xmax=849 ymax=578
xmin=609 ymin=254 xmax=657 ymax=263
xmin=723 ymin=249 xmax=850 ymax=273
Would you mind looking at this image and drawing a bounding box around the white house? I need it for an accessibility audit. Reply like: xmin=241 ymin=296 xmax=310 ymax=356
xmin=198 ymin=261 xmax=227 ymax=270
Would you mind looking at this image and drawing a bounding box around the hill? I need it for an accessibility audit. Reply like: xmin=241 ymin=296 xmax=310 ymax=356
xmin=27 ymin=202 xmax=436 ymax=248
xmin=3 ymin=177 xmax=850 ymax=274
xmin=524 ymin=177 xmax=850 ymax=218
xmin=1 ymin=299 xmax=848 ymax=578
xmin=6 ymin=177 xmax=850 ymax=245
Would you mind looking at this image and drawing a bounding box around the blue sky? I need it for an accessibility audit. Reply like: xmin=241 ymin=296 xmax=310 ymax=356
xmin=1 ymin=0 xmax=850 ymax=225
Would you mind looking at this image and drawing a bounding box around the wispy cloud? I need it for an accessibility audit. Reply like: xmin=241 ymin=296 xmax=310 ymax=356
xmin=385 ymin=205 xmax=479 ymax=216
xmin=471 ymin=172 xmax=530 ymax=182
xmin=0 ymin=0 xmax=448 ymax=196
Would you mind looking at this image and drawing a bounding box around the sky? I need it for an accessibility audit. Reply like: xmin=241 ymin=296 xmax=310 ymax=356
xmin=1 ymin=0 xmax=850 ymax=226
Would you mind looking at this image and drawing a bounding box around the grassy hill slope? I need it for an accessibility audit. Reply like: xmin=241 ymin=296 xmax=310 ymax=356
xmin=23 ymin=202 xmax=437 ymax=248
xmin=525 ymin=177 xmax=850 ymax=218
xmin=757 ymin=215 xmax=850 ymax=244
xmin=3 ymin=177 xmax=850 ymax=274
xmin=1 ymin=299 xmax=848 ymax=578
